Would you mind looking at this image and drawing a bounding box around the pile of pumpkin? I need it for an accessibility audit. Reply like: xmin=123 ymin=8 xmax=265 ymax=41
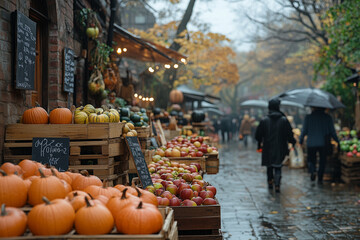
xmin=74 ymin=104 xmax=120 ymax=124
xmin=0 ymin=160 xmax=162 ymax=237
xmin=21 ymin=106 xmax=73 ymax=124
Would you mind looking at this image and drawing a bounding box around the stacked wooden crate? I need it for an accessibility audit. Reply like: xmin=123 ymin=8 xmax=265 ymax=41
xmin=3 ymin=123 xmax=129 ymax=186
xmin=340 ymin=155 xmax=360 ymax=183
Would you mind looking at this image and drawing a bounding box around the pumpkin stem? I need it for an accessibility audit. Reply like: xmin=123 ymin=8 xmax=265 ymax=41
xmin=38 ymin=168 xmax=46 ymax=178
xmin=102 ymin=179 xmax=108 ymax=188
xmin=84 ymin=196 xmax=92 ymax=207
xmin=42 ymin=196 xmax=51 ymax=205
xmin=87 ymin=193 xmax=94 ymax=200
xmin=35 ymin=101 xmax=40 ymax=107
xmin=1 ymin=204 xmax=7 ymax=216
xmin=50 ymin=168 xmax=58 ymax=177
xmin=73 ymin=192 xmax=79 ymax=197
xmin=121 ymin=188 xmax=129 ymax=199
xmin=0 ymin=169 xmax=7 ymax=176
xmin=135 ymin=187 xmax=142 ymax=197
xmin=137 ymin=201 xmax=143 ymax=209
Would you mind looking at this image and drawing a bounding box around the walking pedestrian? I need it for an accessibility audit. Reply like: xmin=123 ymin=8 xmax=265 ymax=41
xmin=299 ymin=107 xmax=340 ymax=184
xmin=239 ymin=114 xmax=252 ymax=147
xmin=255 ymin=98 xmax=296 ymax=192
xmin=220 ymin=116 xmax=232 ymax=143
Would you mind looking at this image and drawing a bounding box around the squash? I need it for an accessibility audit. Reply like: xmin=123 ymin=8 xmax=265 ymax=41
xmin=0 ymin=204 xmax=27 ymax=237
xmin=169 ymin=89 xmax=183 ymax=103
xmin=115 ymin=201 xmax=163 ymax=234
xmin=18 ymin=159 xmax=38 ymax=178
xmin=74 ymin=111 xmax=88 ymax=124
xmin=49 ymin=107 xmax=72 ymax=124
xmin=88 ymin=112 xmax=109 ymax=123
xmin=0 ymin=170 xmax=27 ymax=207
xmin=83 ymin=104 xmax=96 ymax=115
xmin=191 ymin=110 xmax=205 ymax=123
xmin=27 ymin=197 xmax=75 ymax=235
xmin=22 ymin=106 xmax=49 ymax=124
xmin=75 ymin=196 xmax=114 ymax=235
xmin=71 ymin=170 xmax=102 ymax=191
xmin=0 ymin=162 xmax=22 ymax=175
xmin=104 ymin=111 xmax=118 ymax=123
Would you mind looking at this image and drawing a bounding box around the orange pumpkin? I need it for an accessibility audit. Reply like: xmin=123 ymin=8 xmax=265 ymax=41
xmin=106 ymin=188 xmax=139 ymax=218
xmin=66 ymin=190 xmax=89 ymax=201
xmin=0 ymin=204 xmax=27 ymax=237
xmin=28 ymin=197 xmax=75 ymax=235
xmin=134 ymin=187 xmax=158 ymax=206
xmin=0 ymin=162 xmax=22 ymax=175
xmin=93 ymin=194 xmax=109 ymax=205
xmin=28 ymin=168 xmax=66 ymax=206
xmin=18 ymin=159 xmax=38 ymax=178
xmin=115 ymin=201 xmax=163 ymax=234
xmin=0 ymin=170 xmax=27 ymax=207
xmin=75 ymin=196 xmax=114 ymax=235
xmin=49 ymin=107 xmax=73 ymax=124
xmin=56 ymin=171 xmax=72 ymax=185
xmin=22 ymin=106 xmax=49 ymax=124
xmin=169 ymin=89 xmax=184 ymax=103
xmin=83 ymin=180 xmax=121 ymax=199
xmin=70 ymin=192 xmax=94 ymax=212
xmin=72 ymin=170 xmax=102 ymax=190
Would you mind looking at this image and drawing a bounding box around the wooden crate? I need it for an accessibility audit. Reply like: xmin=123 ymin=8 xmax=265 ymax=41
xmin=138 ymin=137 xmax=151 ymax=150
xmin=205 ymin=153 xmax=219 ymax=174
xmin=164 ymin=130 xmax=181 ymax=141
xmin=135 ymin=126 xmax=151 ymax=138
xmin=340 ymin=155 xmax=360 ymax=183
xmin=10 ymin=207 xmax=178 ymax=240
xmin=167 ymin=157 xmax=206 ymax=172
xmin=163 ymin=202 xmax=221 ymax=240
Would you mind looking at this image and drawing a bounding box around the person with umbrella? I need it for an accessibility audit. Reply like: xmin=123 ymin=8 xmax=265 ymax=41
xmin=255 ymin=98 xmax=296 ymax=193
xmin=299 ymin=107 xmax=340 ymax=184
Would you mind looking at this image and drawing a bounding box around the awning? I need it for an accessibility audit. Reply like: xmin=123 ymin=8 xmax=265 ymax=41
xmin=176 ymin=85 xmax=220 ymax=102
xmin=113 ymin=24 xmax=187 ymax=64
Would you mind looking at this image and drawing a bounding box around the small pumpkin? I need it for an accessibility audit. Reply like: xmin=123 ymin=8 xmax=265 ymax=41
xmin=88 ymin=112 xmax=109 ymax=123
xmin=66 ymin=190 xmax=89 ymax=201
xmin=134 ymin=187 xmax=158 ymax=206
xmin=75 ymin=196 xmax=114 ymax=235
xmin=22 ymin=106 xmax=49 ymax=124
xmin=115 ymin=201 xmax=163 ymax=234
xmin=106 ymin=188 xmax=139 ymax=218
xmin=104 ymin=111 xmax=118 ymax=123
xmin=169 ymin=89 xmax=184 ymax=104
xmin=0 ymin=162 xmax=22 ymax=175
xmin=49 ymin=107 xmax=72 ymax=124
xmin=109 ymin=109 xmax=120 ymax=122
xmin=0 ymin=170 xmax=27 ymax=207
xmin=0 ymin=204 xmax=27 ymax=237
xmin=83 ymin=104 xmax=96 ymax=115
xmin=28 ymin=168 xmax=66 ymax=206
xmin=56 ymin=171 xmax=72 ymax=185
xmin=70 ymin=192 xmax=94 ymax=212
xmin=28 ymin=197 xmax=75 ymax=235
xmin=72 ymin=170 xmax=102 ymax=191
xmin=83 ymin=180 xmax=121 ymax=199
xmin=18 ymin=159 xmax=38 ymax=178
xmin=93 ymin=194 xmax=109 ymax=205
xmin=74 ymin=111 xmax=88 ymax=124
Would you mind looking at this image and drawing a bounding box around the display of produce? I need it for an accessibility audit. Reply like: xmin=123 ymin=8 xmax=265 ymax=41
xmin=339 ymin=130 xmax=359 ymax=157
xmin=0 ymin=159 xmax=165 ymax=237
xmin=155 ymin=135 xmax=218 ymax=158
xmin=145 ymin=155 xmax=218 ymax=207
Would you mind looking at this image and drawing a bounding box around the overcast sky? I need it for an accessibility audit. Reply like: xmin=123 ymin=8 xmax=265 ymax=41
xmin=148 ymin=0 xmax=277 ymax=52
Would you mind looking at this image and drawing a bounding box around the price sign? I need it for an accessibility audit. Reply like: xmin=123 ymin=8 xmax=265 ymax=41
xmin=14 ymin=11 xmax=36 ymax=90
xmin=125 ymin=136 xmax=152 ymax=188
xmin=63 ymin=47 xmax=75 ymax=93
xmin=32 ymin=138 xmax=70 ymax=172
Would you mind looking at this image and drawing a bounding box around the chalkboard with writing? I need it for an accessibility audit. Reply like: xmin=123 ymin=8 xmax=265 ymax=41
xmin=32 ymin=138 xmax=70 ymax=172
xmin=15 ymin=11 xmax=36 ymax=90
xmin=125 ymin=137 xmax=153 ymax=188
xmin=63 ymin=48 xmax=75 ymax=93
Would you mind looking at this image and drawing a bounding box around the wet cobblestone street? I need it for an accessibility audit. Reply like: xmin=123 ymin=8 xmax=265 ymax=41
xmin=205 ymin=140 xmax=360 ymax=240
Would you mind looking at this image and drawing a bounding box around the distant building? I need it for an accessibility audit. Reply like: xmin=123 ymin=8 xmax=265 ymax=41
xmin=116 ymin=1 xmax=156 ymax=30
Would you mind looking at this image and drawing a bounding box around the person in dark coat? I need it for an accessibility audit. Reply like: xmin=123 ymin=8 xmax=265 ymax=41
xmin=299 ymin=107 xmax=340 ymax=184
xmin=255 ymin=98 xmax=296 ymax=192
xmin=220 ymin=116 xmax=232 ymax=142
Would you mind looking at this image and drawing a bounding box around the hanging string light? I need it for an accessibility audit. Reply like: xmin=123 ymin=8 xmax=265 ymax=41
xmin=116 ymin=48 xmax=122 ymax=54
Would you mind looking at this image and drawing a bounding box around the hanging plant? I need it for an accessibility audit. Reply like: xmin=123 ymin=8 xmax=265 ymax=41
xmin=89 ymin=40 xmax=113 ymax=71
xmin=76 ymin=8 xmax=102 ymax=39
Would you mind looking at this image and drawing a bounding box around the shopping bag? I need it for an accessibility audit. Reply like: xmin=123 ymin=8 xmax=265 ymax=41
xmin=289 ymin=145 xmax=305 ymax=168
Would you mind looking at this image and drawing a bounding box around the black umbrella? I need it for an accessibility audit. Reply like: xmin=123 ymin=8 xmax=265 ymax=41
xmin=277 ymin=88 xmax=345 ymax=109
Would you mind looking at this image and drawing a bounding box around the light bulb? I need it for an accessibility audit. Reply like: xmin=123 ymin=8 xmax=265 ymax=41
xmin=116 ymin=48 xmax=122 ymax=54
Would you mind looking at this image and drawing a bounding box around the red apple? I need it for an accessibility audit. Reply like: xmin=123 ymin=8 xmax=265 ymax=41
xmin=198 ymin=136 xmax=204 ymax=143
xmin=188 ymin=166 xmax=197 ymax=173
xmin=180 ymin=151 xmax=187 ymax=157
xmin=193 ymin=191 xmax=199 ymax=197
xmin=180 ymin=188 xmax=194 ymax=200
xmin=194 ymin=174 xmax=203 ymax=180
xmin=171 ymin=148 xmax=181 ymax=157
xmin=192 ymin=179 xmax=205 ymax=187
xmin=181 ymin=199 xmax=197 ymax=206
xmin=202 ymin=198 xmax=217 ymax=205
xmin=189 ymin=152 xmax=197 ymax=157
xmin=169 ymin=197 xmax=181 ymax=206
xmin=199 ymin=146 xmax=208 ymax=153
xmin=195 ymin=151 xmax=204 ymax=157
xmin=192 ymin=196 xmax=203 ymax=206
xmin=177 ymin=183 xmax=191 ymax=195
xmin=154 ymin=182 xmax=164 ymax=190
xmin=206 ymin=185 xmax=217 ymax=196
xmin=182 ymin=173 xmax=194 ymax=182
xmin=145 ymin=185 xmax=155 ymax=194
xmin=199 ymin=190 xmax=214 ymax=199
xmin=155 ymin=149 xmax=165 ymax=157
xmin=161 ymin=191 xmax=174 ymax=200
xmin=190 ymin=162 xmax=202 ymax=171
xmin=173 ymin=179 xmax=182 ymax=187
xmin=191 ymin=183 xmax=202 ymax=193
xmin=165 ymin=149 xmax=172 ymax=157
xmin=155 ymin=188 xmax=165 ymax=196
xmin=166 ymin=184 xmax=178 ymax=195
xmin=157 ymin=197 xmax=170 ymax=206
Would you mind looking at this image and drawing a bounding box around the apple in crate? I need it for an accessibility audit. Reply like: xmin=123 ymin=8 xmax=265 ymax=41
xmin=199 ymin=190 xmax=214 ymax=199
xmin=191 ymin=183 xmax=202 ymax=193
xmin=145 ymin=185 xmax=155 ymax=194
xmin=157 ymin=197 xmax=170 ymax=206
xmin=202 ymin=198 xmax=217 ymax=205
xmin=180 ymin=188 xmax=194 ymax=200
xmin=166 ymin=184 xmax=178 ymax=195
xmin=155 ymin=188 xmax=165 ymax=196
xmin=192 ymin=196 xmax=203 ymax=206
xmin=206 ymin=185 xmax=217 ymax=196
xmin=169 ymin=197 xmax=181 ymax=206
xmin=181 ymin=199 xmax=197 ymax=206
xmin=191 ymin=162 xmax=202 ymax=171
xmin=182 ymin=173 xmax=194 ymax=182
xmin=161 ymin=191 xmax=174 ymax=200
xmin=173 ymin=179 xmax=182 ymax=187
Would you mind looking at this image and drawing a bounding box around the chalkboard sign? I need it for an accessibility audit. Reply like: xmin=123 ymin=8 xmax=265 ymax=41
xmin=32 ymin=138 xmax=70 ymax=172
xmin=150 ymin=137 xmax=159 ymax=148
xmin=125 ymin=137 xmax=153 ymax=188
xmin=152 ymin=121 xmax=157 ymax=136
xmin=63 ymin=48 xmax=75 ymax=93
xmin=15 ymin=11 xmax=36 ymax=90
